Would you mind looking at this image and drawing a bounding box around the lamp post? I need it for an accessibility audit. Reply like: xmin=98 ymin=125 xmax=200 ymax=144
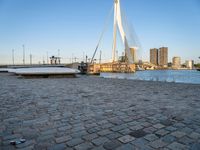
xmin=12 ymin=49 xmax=15 ymax=65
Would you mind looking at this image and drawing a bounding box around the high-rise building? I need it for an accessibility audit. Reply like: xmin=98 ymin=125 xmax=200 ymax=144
xmin=158 ymin=47 xmax=168 ymax=67
xmin=186 ymin=60 xmax=194 ymax=70
xmin=130 ymin=47 xmax=137 ymax=63
xmin=172 ymin=57 xmax=181 ymax=69
xmin=150 ymin=48 xmax=158 ymax=65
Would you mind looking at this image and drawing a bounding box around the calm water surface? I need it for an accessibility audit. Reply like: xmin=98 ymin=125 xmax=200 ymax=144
xmin=101 ymin=70 xmax=200 ymax=84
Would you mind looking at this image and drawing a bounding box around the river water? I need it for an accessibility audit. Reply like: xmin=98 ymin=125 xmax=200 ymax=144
xmin=100 ymin=70 xmax=200 ymax=84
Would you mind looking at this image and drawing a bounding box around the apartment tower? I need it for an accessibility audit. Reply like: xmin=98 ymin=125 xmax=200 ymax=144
xmin=158 ymin=47 xmax=168 ymax=67
xmin=150 ymin=48 xmax=158 ymax=65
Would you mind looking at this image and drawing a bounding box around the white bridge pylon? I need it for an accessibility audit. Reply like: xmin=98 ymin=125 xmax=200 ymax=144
xmin=112 ymin=0 xmax=133 ymax=63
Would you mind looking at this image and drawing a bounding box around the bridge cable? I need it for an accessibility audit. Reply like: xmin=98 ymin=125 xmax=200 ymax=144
xmin=91 ymin=5 xmax=114 ymax=64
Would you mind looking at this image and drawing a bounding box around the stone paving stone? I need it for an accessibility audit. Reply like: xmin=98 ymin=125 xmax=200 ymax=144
xmin=55 ymin=135 xmax=72 ymax=144
xmin=171 ymin=131 xmax=186 ymax=138
xmin=153 ymin=123 xmax=165 ymax=129
xmin=143 ymin=127 xmax=157 ymax=133
xmin=41 ymin=129 xmax=57 ymax=136
xmin=106 ymin=132 xmax=122 ymax=140
xmin=17 ymin=145 xmax=35 ymax=150
xmin=131 ymin=138 xmax=148 ymax=148
xmin=74 ymin=142 xmax=94 ymax=150
xmin=129 ymin=125 xmax=143 ymax=131
xmin=161 ymin=134 xmax=177 ymax=143
xmin=155 ymin=129 xmax=169 ymax=137
xmin=97 ymin=120 xmax=108 ymax=125
xmin=109 ymin=117 xmax=124 ymax=125
xmin=161 ymin=119 xmax=174 ymax=126
xmin=97 ymin=129 xmax=112 ymax=136
xmin=1 ymin=145 xmax=16 ymax=150
xmin=35 ymin=140 xmax=55 ymax=149
xmin=188 ymin=132 xmax=200 ymax=140
xmin=71 ymin=130 xmax=88 ymax=138
xmin=118 ymin=128 xmax=132 ymax=135
xmin=48 ymin=143 xmax=66 ymax=150
xmin=165 ymin=126 xmax=177 ymax=132
xmin=129 ymin=130 xmax=147 ymax=138
xmin=116 ymin=143 xmax=136 ymax=150
xmin=174 ymin=123 xmax=186 ymax=128
xmin=58 ymin=125 xmax=72 ymax=131
xmin=92 ymin=137 xmax=110 ymax=146
xmin=190 ymin=143 xmax=200 ymax=150
xmin=91 ymin=146 xmax=106 ymax=150
xmin=88 ymin=126 xmax=102 ymax=134
xmin=144 ymin=134 xmax=159 ymax=142
xmin=103 ymin=139 xmax=121 ymax=150
xmin=128 ymin=121 xmax=139 ymax=126
xmin=180 ymin=127 xmax=193 ymax=134
xmin=85 ymin=123 xmax=98 ymax=128
xmin=178 ymin=136 xmax=194 ymax=146
xmin=121 ymin=117 xmax=133 ymax=123
xmin=167 ymin=142 xmax=188 ymax=150
xmin=140 ymin=122 xmax=151 ymax=128
xmin=2 ymin=134 xmax=21 ymax=141
xmin=118 ymin=135 xmax=135 ymax=143
xmin=36 ymin=133 xmax=55 ymax=142
xmin=100 ymin=123 xmax=114 ymax=129
xmin=111 ymin=124 xmax=128 ymax=132
xmin=83 ymin=133 xmax=98 ymax=141
xmin=148 ymin=139 xmax=168 ymax=149
xmin=66 ymin=138 xmax=84 ymax=147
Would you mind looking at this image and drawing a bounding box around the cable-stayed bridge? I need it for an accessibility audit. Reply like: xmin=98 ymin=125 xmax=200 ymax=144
xmin=89 ymin=0 xmax=140 ymax=74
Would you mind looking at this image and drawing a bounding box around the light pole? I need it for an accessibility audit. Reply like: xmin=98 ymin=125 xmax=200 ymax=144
xmin=30 ymin=53 xmax=32 ymax=65
xmin=12 ymin=49 xmax=15 ymax=65
xmin=47 ymin=52 xmax=49 ymax=64
xmin=22 ymin=45 xmax=25 ymax=65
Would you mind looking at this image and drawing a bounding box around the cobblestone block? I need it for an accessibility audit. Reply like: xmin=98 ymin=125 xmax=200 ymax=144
xmin=155 ymin=129 xmax=169 ymax=137
xmin=167 ymin=142 xmax=188 ymax=150
xmin=97 ymin=129 xmax=112 ymax=136
xmin=55 ymin=136 xmax=72 ymax=144
xmin=83 ymin=133 xmax=98 ymax=141
xmin=74 ymin=142 xmax=94 ymax=150
xmin=149 ymin=139 xmax=168 ymax=149
xmin=118 ymin=135 xmax=135 ymax=143
xmin=153 ymin=123 xmax=165 ymax=129
xmin=103 ymin=140 xmax=121 ymax=150
xmin=116 ymin=144 xmax=136 ymax=150
xmin=48 ymin=143 xmax=66 ymax=150
xmin=171 ymin=131 xmax=186 ymax=138
xmin=66 ymin=138 xmax=84 ymax=147
xmin=92 ymin=137 xmax=109 ymax=146
xmin=188 ymin=132 xmax=200 ymax=140
xmin=144 ymin=134 xmax=159 ymax=142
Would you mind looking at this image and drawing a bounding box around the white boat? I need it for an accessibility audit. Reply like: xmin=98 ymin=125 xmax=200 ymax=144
xmin=0 ymin=68 xmax=10 ymax=72
xmin=11 ymin=67 xmax=80 ymax=78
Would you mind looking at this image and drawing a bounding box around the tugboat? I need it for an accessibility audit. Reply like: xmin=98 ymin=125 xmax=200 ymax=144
xmin=78 ymin=62 xmax=88 ymax=74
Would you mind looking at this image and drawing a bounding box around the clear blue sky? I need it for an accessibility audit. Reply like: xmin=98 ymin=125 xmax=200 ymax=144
xmin=0 ymin=0 xmax=200 ymax=64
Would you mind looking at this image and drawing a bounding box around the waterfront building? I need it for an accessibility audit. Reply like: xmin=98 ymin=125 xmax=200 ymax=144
xmin=172 ymin=57 xmax=181 ymax=69
xmin=186 ymin=60 xmax=194 ymax=70
xmin=150 ymin=48 xmax=158 ymax=65
xmin=158 ymin=47 xmax=168 ymax=67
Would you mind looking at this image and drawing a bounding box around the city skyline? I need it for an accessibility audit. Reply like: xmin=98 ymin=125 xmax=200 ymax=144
xmin=0 ymin=0 xmax=200 ymax=64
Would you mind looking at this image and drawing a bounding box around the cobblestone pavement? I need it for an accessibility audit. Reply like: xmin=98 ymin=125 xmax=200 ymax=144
xmin=0 ymin=73 xmax=200 ymax=150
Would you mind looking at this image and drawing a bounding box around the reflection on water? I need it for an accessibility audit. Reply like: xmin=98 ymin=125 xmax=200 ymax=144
xmin=101 ymin=70 xmax=200 ymax=84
